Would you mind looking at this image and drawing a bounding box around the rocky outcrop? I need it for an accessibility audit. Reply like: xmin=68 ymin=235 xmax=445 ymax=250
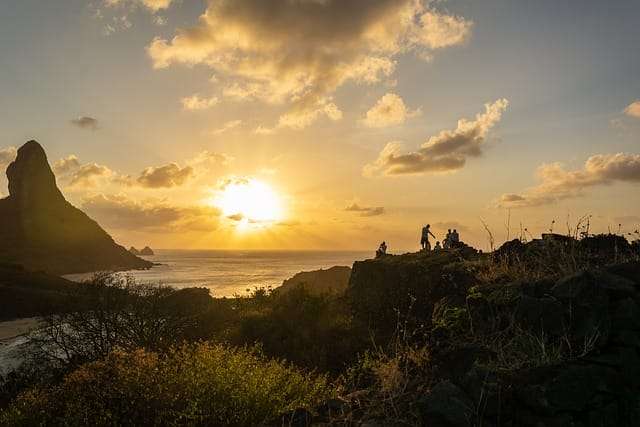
xmin=347 ymin=249 xmax=479 ymax=339
xmin=140 ymin=246 xmax=155 ymax=256
xmin=277 ymin=266 xmax=351 ymax=295
xmin=0 ymin=141 xmax=152 ymax=275
xmin=129 ymin=247 xmax=141 ymax=255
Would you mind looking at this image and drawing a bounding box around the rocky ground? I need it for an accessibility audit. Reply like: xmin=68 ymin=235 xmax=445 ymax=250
xmin=274 ymin=237 xmax=640 ymax=426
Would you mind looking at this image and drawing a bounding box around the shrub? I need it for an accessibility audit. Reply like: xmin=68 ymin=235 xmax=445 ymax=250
xmin=29 ymin=273 xmax=215 ymax=367
xmin=1 ymin=343 xmax=335 ymax=426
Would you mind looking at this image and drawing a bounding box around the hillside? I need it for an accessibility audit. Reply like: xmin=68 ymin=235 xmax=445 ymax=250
xmin=277 ymin=265 xmax=351 ymax=295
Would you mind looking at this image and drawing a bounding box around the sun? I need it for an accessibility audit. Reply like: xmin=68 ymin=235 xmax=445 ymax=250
xmin=213 ymin=179 xmax=284 ymax=229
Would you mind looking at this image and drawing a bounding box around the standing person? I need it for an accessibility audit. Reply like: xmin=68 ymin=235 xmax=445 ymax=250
xmin=421 ymin=224 xmax=436 ymax=251
xmin=376 ymin=241 xmax=387 ymax=258
xmin=452 ymin=229 xmax=460 ymax=246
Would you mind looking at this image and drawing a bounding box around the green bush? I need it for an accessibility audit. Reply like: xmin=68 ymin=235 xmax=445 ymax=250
xmin=1 ymin=343 xmax=335 ymax=426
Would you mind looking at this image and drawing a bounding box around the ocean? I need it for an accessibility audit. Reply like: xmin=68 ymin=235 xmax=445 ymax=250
xmin=64 ymin=249 xmax=372 ymax=297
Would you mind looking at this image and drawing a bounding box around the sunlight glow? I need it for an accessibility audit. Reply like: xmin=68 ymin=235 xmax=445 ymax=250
xmin=213 ymin=179 xmax=284 ymax=230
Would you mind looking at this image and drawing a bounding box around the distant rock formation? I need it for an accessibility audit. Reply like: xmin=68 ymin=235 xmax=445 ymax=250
xmin=129 ymin=247 xmax=141 ymax=255
xmin=0 ymin=140 xmax=152 ymax=275
xmin=277 ymin=266 xmax=351 ymax=295
xmin=140 ymin=246 xmax=155 ymax=256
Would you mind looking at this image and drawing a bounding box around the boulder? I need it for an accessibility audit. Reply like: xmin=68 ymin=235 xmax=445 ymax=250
xmin=418 ymin=380 xmax=473 ymax=427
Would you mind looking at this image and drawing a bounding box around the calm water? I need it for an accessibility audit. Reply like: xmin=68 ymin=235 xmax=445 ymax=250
xmin=65 ymin=250 xmax=371 ymax=297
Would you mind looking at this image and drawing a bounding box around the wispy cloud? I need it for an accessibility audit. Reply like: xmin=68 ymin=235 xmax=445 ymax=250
xmin=181 ymin=94 xmax=218 ymax=111
xmin=70 ymin=116 xmax=99 ymax=131
xmin=345 ymin=202 xmax=385 ymax=217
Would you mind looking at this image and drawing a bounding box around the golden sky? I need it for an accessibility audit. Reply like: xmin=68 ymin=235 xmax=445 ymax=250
xmin=0 ymin=0 xmax=639 ymax=251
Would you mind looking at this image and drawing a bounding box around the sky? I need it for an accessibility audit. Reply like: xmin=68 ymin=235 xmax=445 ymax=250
xmin=0 ymin=0 xmax=639 ymax=251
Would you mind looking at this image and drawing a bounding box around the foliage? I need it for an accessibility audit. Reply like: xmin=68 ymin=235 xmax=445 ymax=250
xmin=27 ymin=273 xmax=215 ymax=368
xmin=229 ymin=286 xmax=367 ymax=373
xmin=0 ymin=343 xmax=335 ymax=426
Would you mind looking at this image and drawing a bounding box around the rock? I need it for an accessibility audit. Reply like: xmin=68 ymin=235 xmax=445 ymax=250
xmin=277 ymin=266 xmax=351 ymax=296
xmin=129 ymin=247 xmax=141 ymax=255
xmin=514 ymin=295 xmax=564 ymax=335
xmin=418 ymin=380 xmax=473 ymax=427
xmin=347 ymin=250 xmax=477 ymax=337
xmin=0 ymin=141 xmax=152 ymax=275
xmin=140 ymin=246 xmax=155 ymax=256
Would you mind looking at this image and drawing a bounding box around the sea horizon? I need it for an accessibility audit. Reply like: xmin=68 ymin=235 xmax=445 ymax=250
xmin=64 ymin=249 xmax=373 ymax=297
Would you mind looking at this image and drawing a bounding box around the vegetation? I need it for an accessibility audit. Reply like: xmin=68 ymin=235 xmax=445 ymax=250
xmin=1 ymin=343 xmax=334 ymax=426
xmin=1 ymin=232 xmax=639 ymax=425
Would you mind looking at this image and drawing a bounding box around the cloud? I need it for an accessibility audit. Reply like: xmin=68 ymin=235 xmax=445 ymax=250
xmin=69 ymin=163 xmax=113 ymax=187
xmin=53 ymin=155 xmax=81 ymax=175
xmin=345 ymin=203 xmax=385 ymax=217
xmin=363 ymin=92 xmax=421 ymax=128
xmin=0 ymin=146 xmax=17 ymax=169
xmin=415 ymin=10 xmax=473 ymax=49
xmin=624 ymin=100 xmax=640 ymax=118
xmin=147 ymin=0 xmax=472 ymax=129
xmin=209 ymin=120 xmax=243 ymax=135
xmin=181 ymin=94 xmax=218 ymax=111
xmin=137 ymin=163 xmax=194 ymax=188
xmin=82 ymin=193 xmax=220 ymax=231
xmin=364 ymin=98 xmax=509 ymax=176
xmin=498 ymin=153 xmax=640 ymax=208
xmin=70 ymin=116 xmax=99 ymax=130
xmin=104 ymin=0 xmax=173 ymax=12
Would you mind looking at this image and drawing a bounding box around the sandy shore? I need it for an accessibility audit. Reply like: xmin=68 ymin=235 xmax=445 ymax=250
xmin=0 ymin=318 xmax=41 ymax=342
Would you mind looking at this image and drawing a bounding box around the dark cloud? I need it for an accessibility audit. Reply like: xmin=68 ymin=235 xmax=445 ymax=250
xmin=137 ymin=163 xmax=193 ymax=188
xmin=70 ymin=116 xmax=99 ymax=130
xmin=498 ymin=153 xmax=640 ymax=208
xmin=69 ymin=163 xmax=112 ymax=187
xmin=345 ymin=203 xmax=385 ymax=217
xmin=82 ymin=193 xmax=220 ymax=231
xmin=364 ymin=99 xmax=508 ymax=176
xmin=148 ymin=0 xmax=472 ymax=129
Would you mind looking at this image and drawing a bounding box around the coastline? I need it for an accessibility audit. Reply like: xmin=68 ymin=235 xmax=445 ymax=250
xmin=0 ymin=317 xmax=41 ymax=342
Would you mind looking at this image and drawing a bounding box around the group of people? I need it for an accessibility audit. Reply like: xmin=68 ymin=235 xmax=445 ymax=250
xmin=421 ymin=225 xmax=460 ymax=251
xmin=376 ymin=225 xmax=462 ymax=257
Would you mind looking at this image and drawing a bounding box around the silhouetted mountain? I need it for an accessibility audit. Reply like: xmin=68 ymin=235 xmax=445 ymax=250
xmin=0 ymin=140 xmax=152 ymax=275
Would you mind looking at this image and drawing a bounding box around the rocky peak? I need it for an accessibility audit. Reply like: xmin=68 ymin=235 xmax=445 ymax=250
xmin=6 ymin=140 xmax=64 ymax=206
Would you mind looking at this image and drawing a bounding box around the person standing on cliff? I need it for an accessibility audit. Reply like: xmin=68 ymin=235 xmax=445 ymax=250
xmin=421 ymin=224 xmax=436 ymax=251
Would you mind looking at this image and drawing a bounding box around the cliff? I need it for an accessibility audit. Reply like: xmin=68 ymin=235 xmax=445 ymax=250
xmin=339 ymin=242 xmax=640 ymax=426
xmin=277 ymin=266 xmax=351 ymax=295
xmin=0 ymin=141 xmax=152 ymax=275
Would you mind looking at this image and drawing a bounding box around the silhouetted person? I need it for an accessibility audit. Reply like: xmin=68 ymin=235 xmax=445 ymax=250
xmin=421 ymin=224 xmax=436 ymax=251
xmin=443 ymin=229 xmax=452 ymax=249
xmin=434 ymin=241 xmax=442 ymax=250
xmin=452 ymin=229 xmax=460 ymax=246
xmin=376 ymin=241 xmax=387 ymax=258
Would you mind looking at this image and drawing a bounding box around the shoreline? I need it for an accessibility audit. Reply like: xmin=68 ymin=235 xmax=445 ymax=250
xmin=0 ymin=317 xmax=41 ymax=342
